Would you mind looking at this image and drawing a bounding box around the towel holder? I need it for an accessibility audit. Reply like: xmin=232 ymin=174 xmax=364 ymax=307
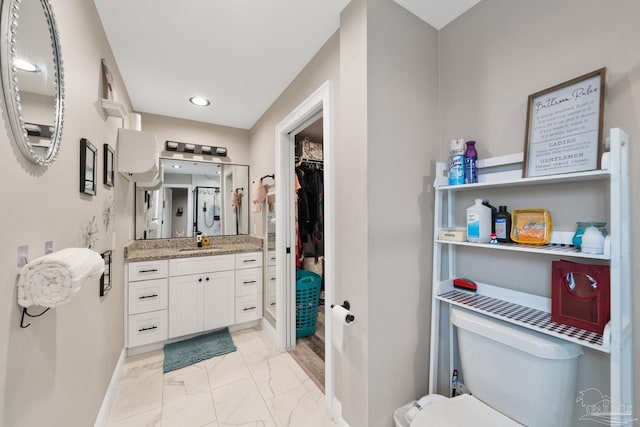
xmin=20 ymin=306 xmax=50 ymax=328
xmin=330 ymin=300 xmax=355 ymax=323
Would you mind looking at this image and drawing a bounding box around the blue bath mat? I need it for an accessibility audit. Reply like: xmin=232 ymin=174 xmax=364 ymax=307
xmin=163 ymin=327 xmax=237 ymax=373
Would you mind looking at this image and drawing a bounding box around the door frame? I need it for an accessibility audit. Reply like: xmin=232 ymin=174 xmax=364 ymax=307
xmin=274 ymin=80 xmax=335 ymax=413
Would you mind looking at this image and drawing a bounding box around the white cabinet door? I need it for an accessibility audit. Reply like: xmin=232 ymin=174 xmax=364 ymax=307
xmin=203 ymin=270 xmax=235 ymax=331
xmin=169 ymin=274 xmax=204 ymax=338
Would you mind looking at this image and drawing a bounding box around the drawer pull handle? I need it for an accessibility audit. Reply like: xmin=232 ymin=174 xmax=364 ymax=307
xmin=243 ymin=306 xmax=257 ymax=311
xmin=138 ymin=326 xmax=158 ymax=332
xmin=270 ymin=302 xmax=276 ymax=306
xmin=139 ymin=294 xmax=158 ymax=300
xmin=243 ymin=280 xmax=257 ymax=285
xmin=198 ymin=278 xmax=203 ymax=282
xmin=270 ymin=278 xmax=276 ymax=281
xmin=139 ymin=268 xmax=159 ymax=273
xmin=243 ymin=259 xmax=257 ymax=263
xmin=206 ymin=277 xmax=210 ymax=281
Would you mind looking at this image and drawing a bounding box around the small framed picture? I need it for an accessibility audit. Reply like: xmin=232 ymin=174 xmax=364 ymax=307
xmin=104 ymin=144 xmax=115 ymax=187
xmin=523 ymin=68 xmax=606 ymax=178
xmin=80 ymin=138 xmax=97 ymax=195
xmin=100 ymin=250 xmax=112 ymax=297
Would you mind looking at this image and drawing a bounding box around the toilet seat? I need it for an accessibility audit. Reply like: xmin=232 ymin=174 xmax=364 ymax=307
xmin=410 ymin=394 xmax=521 ymax=426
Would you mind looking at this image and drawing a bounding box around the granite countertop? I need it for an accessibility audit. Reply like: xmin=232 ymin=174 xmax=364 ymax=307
xmin=124 ymin=236 xmax=264 ymax=262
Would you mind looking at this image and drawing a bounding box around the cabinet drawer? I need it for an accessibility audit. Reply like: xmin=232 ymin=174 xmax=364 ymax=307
xmin=169 ymin=254 xmax=234 ymax=277
xmin=236 ymin=294 xmax=263 ymax=323
xmin=128 ymin=278 xmax=168 ymax=315
xmin=235 ymin=252 xmax=263 ymax=269
xmin=267 ymin=250 xmax=276 ymax=266
xmin=128 ymin=310 xmax=168 ymax=348
xmin=128 ymin=260 xmax=168 ymax=282
xmin=235 ymin=267 xmax=263 ymax=296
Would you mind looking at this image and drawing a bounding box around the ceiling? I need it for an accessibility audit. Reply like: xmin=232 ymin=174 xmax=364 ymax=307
xmin=93 ymin=0 xmax=481 ymax=130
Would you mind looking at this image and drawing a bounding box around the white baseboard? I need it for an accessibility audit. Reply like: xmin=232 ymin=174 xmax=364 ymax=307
xmin=333 ymin=397 xmax=350 ymax=427
xmin=260 ymin=318 xmax=281 ymax=350
xmin=94 ymin=348 xmax=126 ymax=427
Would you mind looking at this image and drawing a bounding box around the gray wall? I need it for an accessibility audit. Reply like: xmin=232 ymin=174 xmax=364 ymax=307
xmin=439 ymin=1 xmax=640 ymax=423
xmin=0 ymin=1 xmax=133 ymax=425
xmin=366 ymin=0 xmax=439 ymax=424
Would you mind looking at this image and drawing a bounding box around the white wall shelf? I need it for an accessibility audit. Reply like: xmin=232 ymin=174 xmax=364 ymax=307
xmin=434 ymin=239 xmax=611 ymax=260
xmin=428 ymin=128 xmax=632 ymax=418
xmin=435 ymin=280 xmax=609 ymax=353
xmin=101 ymin=98 xmax=126 ymax=118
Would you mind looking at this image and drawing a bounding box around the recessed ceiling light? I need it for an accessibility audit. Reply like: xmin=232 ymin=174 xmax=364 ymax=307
xmin=172 ymin=164 xmax=181 ymax=169
xmin=15 ymin=58 xmax=41 ymax=73
xmin=189 ymin=96 xmax=210 ymax=107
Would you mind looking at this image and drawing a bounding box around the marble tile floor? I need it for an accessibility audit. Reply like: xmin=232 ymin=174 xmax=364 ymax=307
xmin=107 ymin=327 xmax=337 ymax=427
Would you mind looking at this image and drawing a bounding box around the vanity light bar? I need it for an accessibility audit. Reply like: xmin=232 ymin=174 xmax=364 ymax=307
xmin=165 ymin=140 xmax=227 ymax=157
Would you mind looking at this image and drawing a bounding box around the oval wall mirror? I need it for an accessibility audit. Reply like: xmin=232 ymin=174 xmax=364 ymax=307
xmin=0 ymin=0 xmax=65 ymax=167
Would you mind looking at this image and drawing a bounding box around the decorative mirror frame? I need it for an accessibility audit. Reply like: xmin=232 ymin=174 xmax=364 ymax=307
xmin=80 ymin=138 xmax=97 ymax=196
xmin=0 ymin=0 xmax=65 ymax=167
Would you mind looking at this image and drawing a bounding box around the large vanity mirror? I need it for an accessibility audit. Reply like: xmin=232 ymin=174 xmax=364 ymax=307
xmin=0 ymin=0 xmax=65 ymax=166
xmin=136 ymin=159 xmax=249 ymax=239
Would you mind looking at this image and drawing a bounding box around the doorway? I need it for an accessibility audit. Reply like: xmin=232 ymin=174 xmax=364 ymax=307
xmin=290 ymin=115 xmax=325 ymax=390
xmin=272 ymin=81 xmax=335 ymax=415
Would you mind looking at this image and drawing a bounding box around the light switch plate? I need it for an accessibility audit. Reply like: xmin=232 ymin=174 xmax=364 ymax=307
xmin=17 ymin=245 xmax=28 ymax=267
xmin=45 ymin=241 xmax=53 ymax=254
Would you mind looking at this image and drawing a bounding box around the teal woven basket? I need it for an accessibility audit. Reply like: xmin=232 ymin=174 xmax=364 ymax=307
xmin=296 ymin=269 xmax=322 ymax=338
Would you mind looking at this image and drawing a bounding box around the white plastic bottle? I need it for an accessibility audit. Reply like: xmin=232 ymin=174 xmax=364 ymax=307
xmin=448 ymin=138 xmax=465 ymax=186
xmin=466 ymin=198 xmax=492 ymax=243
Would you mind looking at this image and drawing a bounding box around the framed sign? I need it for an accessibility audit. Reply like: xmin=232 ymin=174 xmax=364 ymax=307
xmin=80 ymin=138 xmax=97 ymax=195
xmin=523 ymin=68 xmax=606 ymax=178
xmin=100 ymin=250 xmax=112 ymax=297
xmin=103 ymin=144 xmax=115 ymax=187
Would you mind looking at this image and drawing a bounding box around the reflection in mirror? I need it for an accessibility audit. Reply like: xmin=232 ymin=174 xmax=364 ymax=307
xmin=265 ymin=209 xmax=276 ymax=322
xmin=135 ymin=159 xmax=249 ymax=239
xmin=0 ymin=0 xmax=65 ymax=166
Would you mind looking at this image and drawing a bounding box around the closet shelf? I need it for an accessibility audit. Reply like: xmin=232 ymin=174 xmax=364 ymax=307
xmin=435 ymin=281 xmax=610 ymax=353
xmin=435 ymin=239 xmax=610 ymax=260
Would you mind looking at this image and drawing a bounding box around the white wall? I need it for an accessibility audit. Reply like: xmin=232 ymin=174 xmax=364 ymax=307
xmin=0 ymin=1 xmax=133 ymax=425
xmin=142 ymin=113 xmax=250 ymax=166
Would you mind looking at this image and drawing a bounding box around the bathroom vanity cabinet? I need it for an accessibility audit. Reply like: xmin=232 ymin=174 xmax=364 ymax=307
xmin=429 ymin=129 xmax=631 ymax=412
xmin=125 ymin=251 xmax=263 ymax=351
xmin=168 ymin=255 xmax=236 ymax=338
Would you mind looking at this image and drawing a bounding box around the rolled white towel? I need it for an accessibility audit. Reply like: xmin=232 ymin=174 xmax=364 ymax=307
xmin=17 ymin=248 xmax=105 ymax=308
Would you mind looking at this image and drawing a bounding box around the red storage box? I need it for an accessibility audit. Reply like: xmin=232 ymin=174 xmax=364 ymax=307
xmin=551 ymin=260 xmax=610 ymax=334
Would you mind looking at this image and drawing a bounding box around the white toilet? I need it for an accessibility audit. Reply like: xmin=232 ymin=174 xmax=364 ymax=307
xmin=411 ymin=307 xmax=583 ymax=427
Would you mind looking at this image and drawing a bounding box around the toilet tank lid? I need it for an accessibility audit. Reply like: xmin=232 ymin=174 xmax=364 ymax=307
xmin=451 ymin=307 xmax=583 ymax=359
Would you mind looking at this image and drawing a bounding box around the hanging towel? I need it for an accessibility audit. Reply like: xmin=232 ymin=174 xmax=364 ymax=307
xmin=231 ymin=188 xmax=239 ymax=209
xmin=267 ymin=192 xmax=276 ymax=213
xmin=251 ymin=179 xmax=266 ymax=213
xmin=17 ymin=248 xmax=105 ymax=308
